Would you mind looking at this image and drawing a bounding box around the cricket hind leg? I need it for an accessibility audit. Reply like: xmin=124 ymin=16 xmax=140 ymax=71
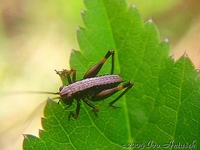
xmin=89 ymin=81 xmax=133 ymax=107
xmin=109 ymin=81 xmax=133 ymax=107
xmin=83 ymin=50 xmax=115 ymax=79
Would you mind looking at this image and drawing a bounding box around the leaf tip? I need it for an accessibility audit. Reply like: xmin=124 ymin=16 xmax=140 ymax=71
xmin=196 ymin=69 xmax=200 ymax=77
xmin=182 ymin=51 xmax=188 ymax=57
xmin=147 ymin=18 xmax=153 ymax=23
xmin=80 ymin=9 xmax=85 ymax=14
xmin=23 ymin=134 xmax=28 ymax=139
xmin=47 ymin=97 xmax=52 ymax=103
xmin=170 ymin=54 xmax=175 ymax=60
xmin=164 ymin=37 xmax=169 ymax=43
xmin=76 ymin=26 xmax=80 ymax=31
xmin=130 ymin=3 xmax=136 ymax=8
xmin=71 ymin=49 xmax=79 ymax=54
xmin=39 ymin=129 xmax=43 ymax=134
xmin=71 ymin=48 xmax=75 ymax=53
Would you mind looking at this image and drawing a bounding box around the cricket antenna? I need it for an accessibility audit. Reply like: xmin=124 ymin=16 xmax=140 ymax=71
xmin=0 ymin=91 xmax=60 ymax=97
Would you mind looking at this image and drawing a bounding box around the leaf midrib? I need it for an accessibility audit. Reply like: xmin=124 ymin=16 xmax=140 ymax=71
xmin=101 ymin=0 xmax=132 ymax=143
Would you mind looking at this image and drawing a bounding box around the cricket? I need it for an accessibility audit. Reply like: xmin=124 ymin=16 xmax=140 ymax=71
xmin=22 ymin=50 xmax=133 ymax=119
xmin=51 ymin=50 xmax=134 ymax=119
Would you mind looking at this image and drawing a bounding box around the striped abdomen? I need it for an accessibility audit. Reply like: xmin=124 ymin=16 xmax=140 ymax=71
xmin=60 ymin=75 xmax=123 ymax=99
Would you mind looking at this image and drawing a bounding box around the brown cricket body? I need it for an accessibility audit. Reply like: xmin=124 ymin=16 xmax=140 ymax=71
xmin=55 ymin=50 xmax=133 ymax=119
xmin=59 ymin=75 xmax=123 ymax=99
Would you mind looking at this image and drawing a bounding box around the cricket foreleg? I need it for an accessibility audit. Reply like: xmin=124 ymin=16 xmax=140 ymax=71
xmin=83 ymin=50 xmax=115 ymax=79
xmin=90 ymin=81 xmax=133 ymax=107
xmin=68 ymin=99 xmax=80 ymax=119
xmin=63 ymin=68 xmax=76 ymax=84
xmin=55 ymin=68 xmax=76 ymax=85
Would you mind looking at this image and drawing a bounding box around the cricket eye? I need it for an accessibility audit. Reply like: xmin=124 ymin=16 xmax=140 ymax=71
xmin=59 ymin=86 xmax=64 ymax=91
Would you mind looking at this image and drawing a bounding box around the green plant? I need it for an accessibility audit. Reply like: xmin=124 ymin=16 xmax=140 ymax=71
xmin=23 ymin=0 xmax=200 ymax=149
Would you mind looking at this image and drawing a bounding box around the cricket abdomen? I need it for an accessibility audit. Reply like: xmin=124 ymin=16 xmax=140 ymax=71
xmin=60 ymin=75 xmax=123 ymax=98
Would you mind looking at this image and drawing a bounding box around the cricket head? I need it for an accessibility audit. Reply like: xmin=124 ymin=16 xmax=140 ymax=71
xmin=59 ymin=86 xmax=73 ymax=105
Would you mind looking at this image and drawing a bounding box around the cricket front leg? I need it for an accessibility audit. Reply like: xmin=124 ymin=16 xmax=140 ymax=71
xmin=83 ymin=50 xmax=115 ymax=79
xmin=61 ymin=68 xmax=77 ymax=84
xmin=68 ymin=99 xmax=81 ymax=120
xmin=55 ymin=68 xmax=76 ymax=85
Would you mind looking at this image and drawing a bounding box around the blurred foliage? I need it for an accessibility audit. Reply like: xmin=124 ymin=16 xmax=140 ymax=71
xmin=0 ymin=0 xmax=200 ymax=150
xmin=127 ymin=0 xmax=200 ymax=45
xmin=1 ymin=0 xmax=200 ymax=53
xmin=23 ymin=0 xmax=200 ymax=149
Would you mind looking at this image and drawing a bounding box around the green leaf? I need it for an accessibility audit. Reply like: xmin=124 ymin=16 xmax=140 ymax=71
xmin=23 ymin=0 xmax=200 ymax=149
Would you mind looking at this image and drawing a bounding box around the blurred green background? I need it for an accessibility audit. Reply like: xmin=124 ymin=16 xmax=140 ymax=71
xmin=0 ymin=0 xmax=200 ymax=149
